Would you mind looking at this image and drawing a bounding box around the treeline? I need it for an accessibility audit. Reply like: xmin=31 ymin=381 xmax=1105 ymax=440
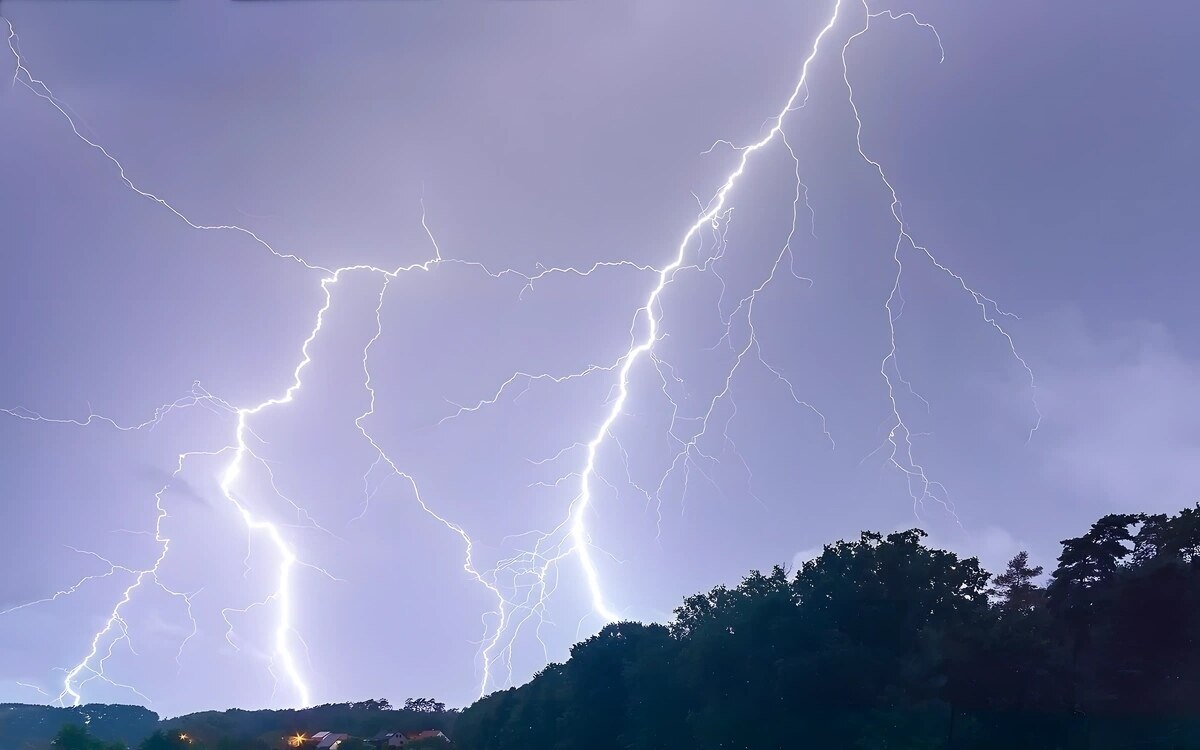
xmin=10 ymin=700 xmax=455 ymax=750
xmin=454 ymin=507 xmax=1200 ymax=750
xmin=160 ymin=698 xmax=455 ymax=749
xmin=0 ymin=704 xmax=159 ymax=750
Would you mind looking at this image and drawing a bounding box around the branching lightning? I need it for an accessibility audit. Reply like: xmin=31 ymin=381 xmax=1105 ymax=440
xmin=561 ymin=0 xmax=848 ymax=623
xmin=841 ymin=6 xmax=1040 ymax=516
xmin=438 ymin=0 xmax=1036 ymax=682
xmin=2 ymin=0 xmax=1039 ymax=710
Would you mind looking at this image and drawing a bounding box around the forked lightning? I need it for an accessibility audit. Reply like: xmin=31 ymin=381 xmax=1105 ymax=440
xmin=2 ymin=0 xmax=1037 ymax=708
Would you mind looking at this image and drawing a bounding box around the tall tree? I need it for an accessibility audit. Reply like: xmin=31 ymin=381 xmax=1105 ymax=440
xmin=1049 ymin=513 xmax=1141 ymax=603
xmin=1048 ymin=512 xmax=1141 ymax=650
xmin=402 ymin=698 xmax=444 ymax=714
xmin=990 ymin=551 xmax=1044 ymax=613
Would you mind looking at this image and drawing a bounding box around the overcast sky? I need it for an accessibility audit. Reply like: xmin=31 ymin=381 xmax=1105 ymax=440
xmin=2 ymin=0 xmax=1197 ymax=718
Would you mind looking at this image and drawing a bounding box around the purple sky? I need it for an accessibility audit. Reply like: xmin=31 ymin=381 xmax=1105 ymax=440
xmin=2 ymin=0 xmax=1198 ymax=718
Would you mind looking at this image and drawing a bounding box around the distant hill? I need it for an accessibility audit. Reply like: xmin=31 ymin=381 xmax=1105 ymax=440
xmin=0 ymin=700 xmax=454 ymax=749
xmin=163 ymin=701 xmax=455 ymax=748
xmin=0 ymin=703 xmax=160 ymax=749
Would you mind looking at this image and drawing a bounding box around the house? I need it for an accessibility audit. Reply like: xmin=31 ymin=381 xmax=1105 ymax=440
xmin=369 ymin=731 xmax=406 ymax=748
xmin=310 ymin=731 xmax=350 ymax=750
xmin=404 ymin=731 xmax=447 ymax=743
xmin=368 ymin=730 xmax=448 ymax=748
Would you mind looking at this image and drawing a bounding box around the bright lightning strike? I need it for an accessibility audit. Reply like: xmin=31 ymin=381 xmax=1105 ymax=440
xmin=3 ymin=0 xmax=1039 ymax=709
xmin=444 ymin=0 xmax=1037 ymax=662
xmin=561 ymin=0 xmax=849 ymax=624
xmin=2 ymin=17 xmax=517 ymax=706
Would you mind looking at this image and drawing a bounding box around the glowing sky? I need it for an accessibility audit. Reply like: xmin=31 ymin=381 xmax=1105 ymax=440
xmin=2 ymin=0 xmax=1198 ymax=717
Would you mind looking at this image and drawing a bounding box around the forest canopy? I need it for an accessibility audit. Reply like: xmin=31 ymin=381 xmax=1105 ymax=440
xmin=455 ymin=506 xmax=1200 ymax=750
xmin=9 ymin=505 xmax=1200 ymax=750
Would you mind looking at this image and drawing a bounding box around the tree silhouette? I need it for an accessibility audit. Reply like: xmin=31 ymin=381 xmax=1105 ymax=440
xmin=990 ymin=551 xmax=1044 ymax=612
xmin=53 ymin=725 xmax=106 ymax=750
xmin=455 ymin=506 xmax=1200 ymax=750
xmin=402 ymin=698 xmax=445 ymax=714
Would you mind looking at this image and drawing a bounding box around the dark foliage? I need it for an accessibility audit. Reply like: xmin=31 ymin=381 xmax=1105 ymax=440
xmin=455 ymin=507 xmax=1200 ymax=750
xmin=49 ymin=723 xmax=128 ymax=750
xmin=161 ymin=701 xmax=456 ymax=749
xmin=136 ymin=730 xmax=189 ymax=750
xmin=0 ymin=704 xmax=159 ymax=750
xmin=402 ymin=699 xmax=446 ymax=714
xmin=2 ymin=701 xmax=453 ymax=750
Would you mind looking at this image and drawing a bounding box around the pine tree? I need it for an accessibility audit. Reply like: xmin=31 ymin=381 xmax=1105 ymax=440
xmin=989 ymin=551 xmax=1044 ymax=613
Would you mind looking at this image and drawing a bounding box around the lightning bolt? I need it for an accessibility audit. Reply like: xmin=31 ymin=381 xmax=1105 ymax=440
xmin=0 ymin=380 xmax=233 ymax=705
xmin=2 ymin=16 xmax=515 ymax=705
xmin=441 ymin=0 xmax=1037 ymax=666
xmin=55 ymin=448 xmax=206 ymax=707
xmin=560 ymin=1 xmax=848 ymax=623
xmin=15 ymin=681 xmax=51 ymax=699
xmin=434 ymin=1 xmax=851 ymax=682
xmin=2 ymin=0 xmax=1040 ymax=708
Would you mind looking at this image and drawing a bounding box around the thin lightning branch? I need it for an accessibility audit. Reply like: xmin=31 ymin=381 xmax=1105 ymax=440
xmin=652 ymin=126 xmax=834 ymax=515
xmin=0 ymin=547 xmax=138 ymax=617
xmin=16 ymin=681 xmax=51 ymax=699
xmin=438 ymin=362 xmax=623 ymax=426
xmin=842 ymin=4 xmax=1040 ymax=515
xmin=1 ymin=384 xmax=226 ymax=432
xmin=356 ymin=347 xmax=512 ymax=695
xmin=348 ymin=214 xmax=526 ymax=697
xmin=3 ymin=19 xmax=326 ymax=273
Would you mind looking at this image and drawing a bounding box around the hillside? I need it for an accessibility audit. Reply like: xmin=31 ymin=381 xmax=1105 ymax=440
xmin=0 ymin=700 xmax=453 ymax=750
xmin=1 ymin=704 xmax=159 ymax=749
